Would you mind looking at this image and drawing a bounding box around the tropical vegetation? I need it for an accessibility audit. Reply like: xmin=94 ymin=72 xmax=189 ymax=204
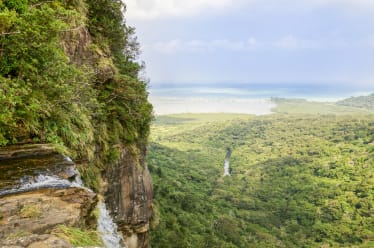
xmin=0 ymin=0 xmax=152 ymax=190
xmin=148 ymin=108 xmax=374 ymax=247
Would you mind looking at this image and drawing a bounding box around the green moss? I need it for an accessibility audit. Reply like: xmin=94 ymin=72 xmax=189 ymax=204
xmin=91 ymin=204 xmax=100 ymax=220
xmin=4 ymin=0 xmax=28 ymax=13
xmin=77 ymin=163 xmax=101 ymax=192
xmin=20 ymin=204 xmax=42 ymax=219
xmin=107 ymin=147 xmax=120 ymax=163
xmin=6 ymin=231 xmax=31 ymax=239
xmin=53 ymin=225 xmax=103 ymax=247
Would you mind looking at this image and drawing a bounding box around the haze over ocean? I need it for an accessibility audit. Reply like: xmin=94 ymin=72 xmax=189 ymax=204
xmin=149 ymin=84 xmax=374 ymax=115
xmin=126 ymin=1 xmax=374 ymax=115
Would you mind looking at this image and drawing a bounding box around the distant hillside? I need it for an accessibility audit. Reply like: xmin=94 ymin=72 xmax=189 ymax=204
xmin=336 ymin=93 xmax=374 ymax=110
xmin=271 ymin=98 xmax=372 ymax=115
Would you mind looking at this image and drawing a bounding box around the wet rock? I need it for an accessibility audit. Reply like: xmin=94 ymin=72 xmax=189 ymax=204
xmin=0 ymin=188 xmax=97 ymax=241
xmin=105 ymin=146 xmax=153 ymax=248
xmin=1 ymin=234 xmax=72 ymax=248
xmin=0 ymin=144 xmax=57 ymax=160
xmin=0 ymin=144 xmax=79 ymax=195
xmin=0 ymin=144 xmax=97 ymax=247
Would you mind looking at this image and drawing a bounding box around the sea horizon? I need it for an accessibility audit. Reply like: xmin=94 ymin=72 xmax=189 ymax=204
xmin=148 ymin=84 xmax=374 ymax=115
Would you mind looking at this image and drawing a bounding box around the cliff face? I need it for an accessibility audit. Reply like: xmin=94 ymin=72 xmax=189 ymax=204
xmin=0 ymin=1 xmax=153 ymax=247
xmin=0 ymin=145 xmax=153 ymax=248
xmin=105 ymin=146 xmax=153 ymax=248
xmin=0 ymin=144 xmax=153 ymax=248
xmin=60 ymin=9 xmax=153 ymax=248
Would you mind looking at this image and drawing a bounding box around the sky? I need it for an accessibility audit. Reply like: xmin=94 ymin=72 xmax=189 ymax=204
xmin=125 ymin=0 xmax=374 ymax=89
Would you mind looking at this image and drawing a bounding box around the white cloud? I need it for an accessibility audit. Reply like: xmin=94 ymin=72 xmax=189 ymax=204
xmin=125 ymin=0 xmax=237 ymax=20
xmin=272 ymin=35 xmax=322 ymax=50
xmin=364 ymin=35 xmax=374 ymax=47
xmin=151 ymin=39 xmax=182 ymax=54
xmin=315 ymin=0 xmax=374 ymax=8
xmin=145 ymin=38 xmax=260 ymax=54
xmin=272 ymin=35 xmax=352 ymax=50
xmin=145 ymin=36 xmax=352 ymax=54
xmin=125 ymin=0 xmax=374 ymax=21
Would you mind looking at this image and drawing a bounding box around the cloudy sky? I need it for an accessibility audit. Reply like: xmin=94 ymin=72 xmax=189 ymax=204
xmin=125 ymin=0 xmax=374 ymax=88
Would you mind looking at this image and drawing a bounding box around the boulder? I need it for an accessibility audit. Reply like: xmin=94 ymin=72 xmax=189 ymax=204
xmin=0 ymin=144 xmax=97 ymax=247
xmin=1 ymin=234 xmax=72 ymax=248
xmin=0 ymin=187 xmax=97 ymax=242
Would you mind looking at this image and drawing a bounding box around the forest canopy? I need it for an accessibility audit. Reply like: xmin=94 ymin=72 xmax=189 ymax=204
xmin=148 ymin=113 xmax=374 ymax=248
xmin=0 ymin=0 xmax=152 ymax=160
xmin=0 ymin=0 xmax=152 ymax=192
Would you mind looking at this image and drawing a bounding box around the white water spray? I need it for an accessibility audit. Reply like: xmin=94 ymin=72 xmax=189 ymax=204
xmin=224 ymin=158 xmax=230 ymax=176
xmin=223 ymin=148 xmax=232 ymax=176
xmin=0 ymin=155 xmax=88 ymax=196
xmin=98 ymin=202 xmax=125 ymax=248
xmin=0 ymin=154 xmax=125 ymax=247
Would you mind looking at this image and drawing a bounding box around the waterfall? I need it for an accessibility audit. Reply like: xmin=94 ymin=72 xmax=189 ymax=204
xmin=0 ymin=154 xmax=125 ymax=248
xmin=223 ymin=147 xmax=232 ymax=176
xmin=0 ymin=172 xmax=88 ymax=195
xmin=0 ymin=155 xmax=87 ymax=196
xmin=97 ymin=202 xmax=125 ymax=248
xmin=224 ymin=158 xmax=230 ymax=176
xmin=20 ymin=174 xmax=85 ymax=189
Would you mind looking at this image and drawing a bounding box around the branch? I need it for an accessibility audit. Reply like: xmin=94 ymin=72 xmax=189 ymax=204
xmin=30 ymin=1 xmax=54 ymax=8
xmin=0 ymin=31 xmax=21 ymax=36
xmin=60 ymin=26 xmax=85 ymax=33
xmin=106 ymin=95 xmax=118 ymax=104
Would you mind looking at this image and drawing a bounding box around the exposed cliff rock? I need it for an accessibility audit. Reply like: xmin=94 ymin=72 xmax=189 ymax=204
xmin=0 ymin=142 xmax=154 ymax=248
xmin=0 ymin=145 xmax=97 ymax=247
xmin=59 ymin=9 xmax=153 ymax=246
xmin=105 ymin=146 xmax=153 ymax=248
xmin=0 ymin=188 xmax=97 ymax=246
xmin=0 ymin=144 xmax=78 ymax=194
xmin=1 ymin=234 xmax=72 ymax=248
xmin=0 ymin=1 xmax=153 ymax=247
xmin=60 ymin=25 xmax=116 ymax=83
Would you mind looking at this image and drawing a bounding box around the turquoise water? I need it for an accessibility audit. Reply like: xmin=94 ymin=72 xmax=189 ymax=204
xmin=148 ymin=84 xmax=374 ymax=115
xmin=150 ymin=84 xmax=373 ymax=100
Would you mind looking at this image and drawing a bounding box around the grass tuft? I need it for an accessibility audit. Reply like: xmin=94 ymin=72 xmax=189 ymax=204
xmin=53 ymin=225 xmax=103 ymax=247
xmin=20 ymin=204 xmax=42 ymax=218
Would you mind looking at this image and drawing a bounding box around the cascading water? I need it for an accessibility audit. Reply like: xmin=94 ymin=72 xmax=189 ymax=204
xmin=0 ymin=155 xmax=86 ymax=196
xmin=0 ymin=153 xmax=125 ymax=248
xmin=224 ymin=158 xmax=230 ymax=176
xmin=223 ymin=147 xmax=232 ymax=176
xmin=98 ymin=202 xmax=125 ymax=248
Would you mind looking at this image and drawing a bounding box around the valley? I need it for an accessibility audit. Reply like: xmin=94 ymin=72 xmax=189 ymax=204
xmin=148 ymin=102 xmax=374 ymax=247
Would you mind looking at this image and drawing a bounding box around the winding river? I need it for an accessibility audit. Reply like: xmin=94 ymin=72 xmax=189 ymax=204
xmin=224 ymin=148 xmax=232 ymax=176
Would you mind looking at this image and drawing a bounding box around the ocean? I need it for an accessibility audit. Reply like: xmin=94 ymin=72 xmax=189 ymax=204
xmin=148 ymin=84 xmax=374 ymax=115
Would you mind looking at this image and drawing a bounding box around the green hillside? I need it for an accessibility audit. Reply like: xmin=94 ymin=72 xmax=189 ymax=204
xmin=337 ymin=94 xmax=374 ymax=111
xmin=148 ymin=113 xmax=374 ymax=247
xmin=0 ymin=0 xmax=152 ymax=189
xmin=272 ymin=98 xmax=373 ymax=115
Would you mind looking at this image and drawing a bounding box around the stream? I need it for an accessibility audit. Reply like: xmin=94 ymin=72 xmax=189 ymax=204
xmin=224 ymin=158 xmax=230 ymax=176
xmin=223 ymin=148 xmax=232 ymax=176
